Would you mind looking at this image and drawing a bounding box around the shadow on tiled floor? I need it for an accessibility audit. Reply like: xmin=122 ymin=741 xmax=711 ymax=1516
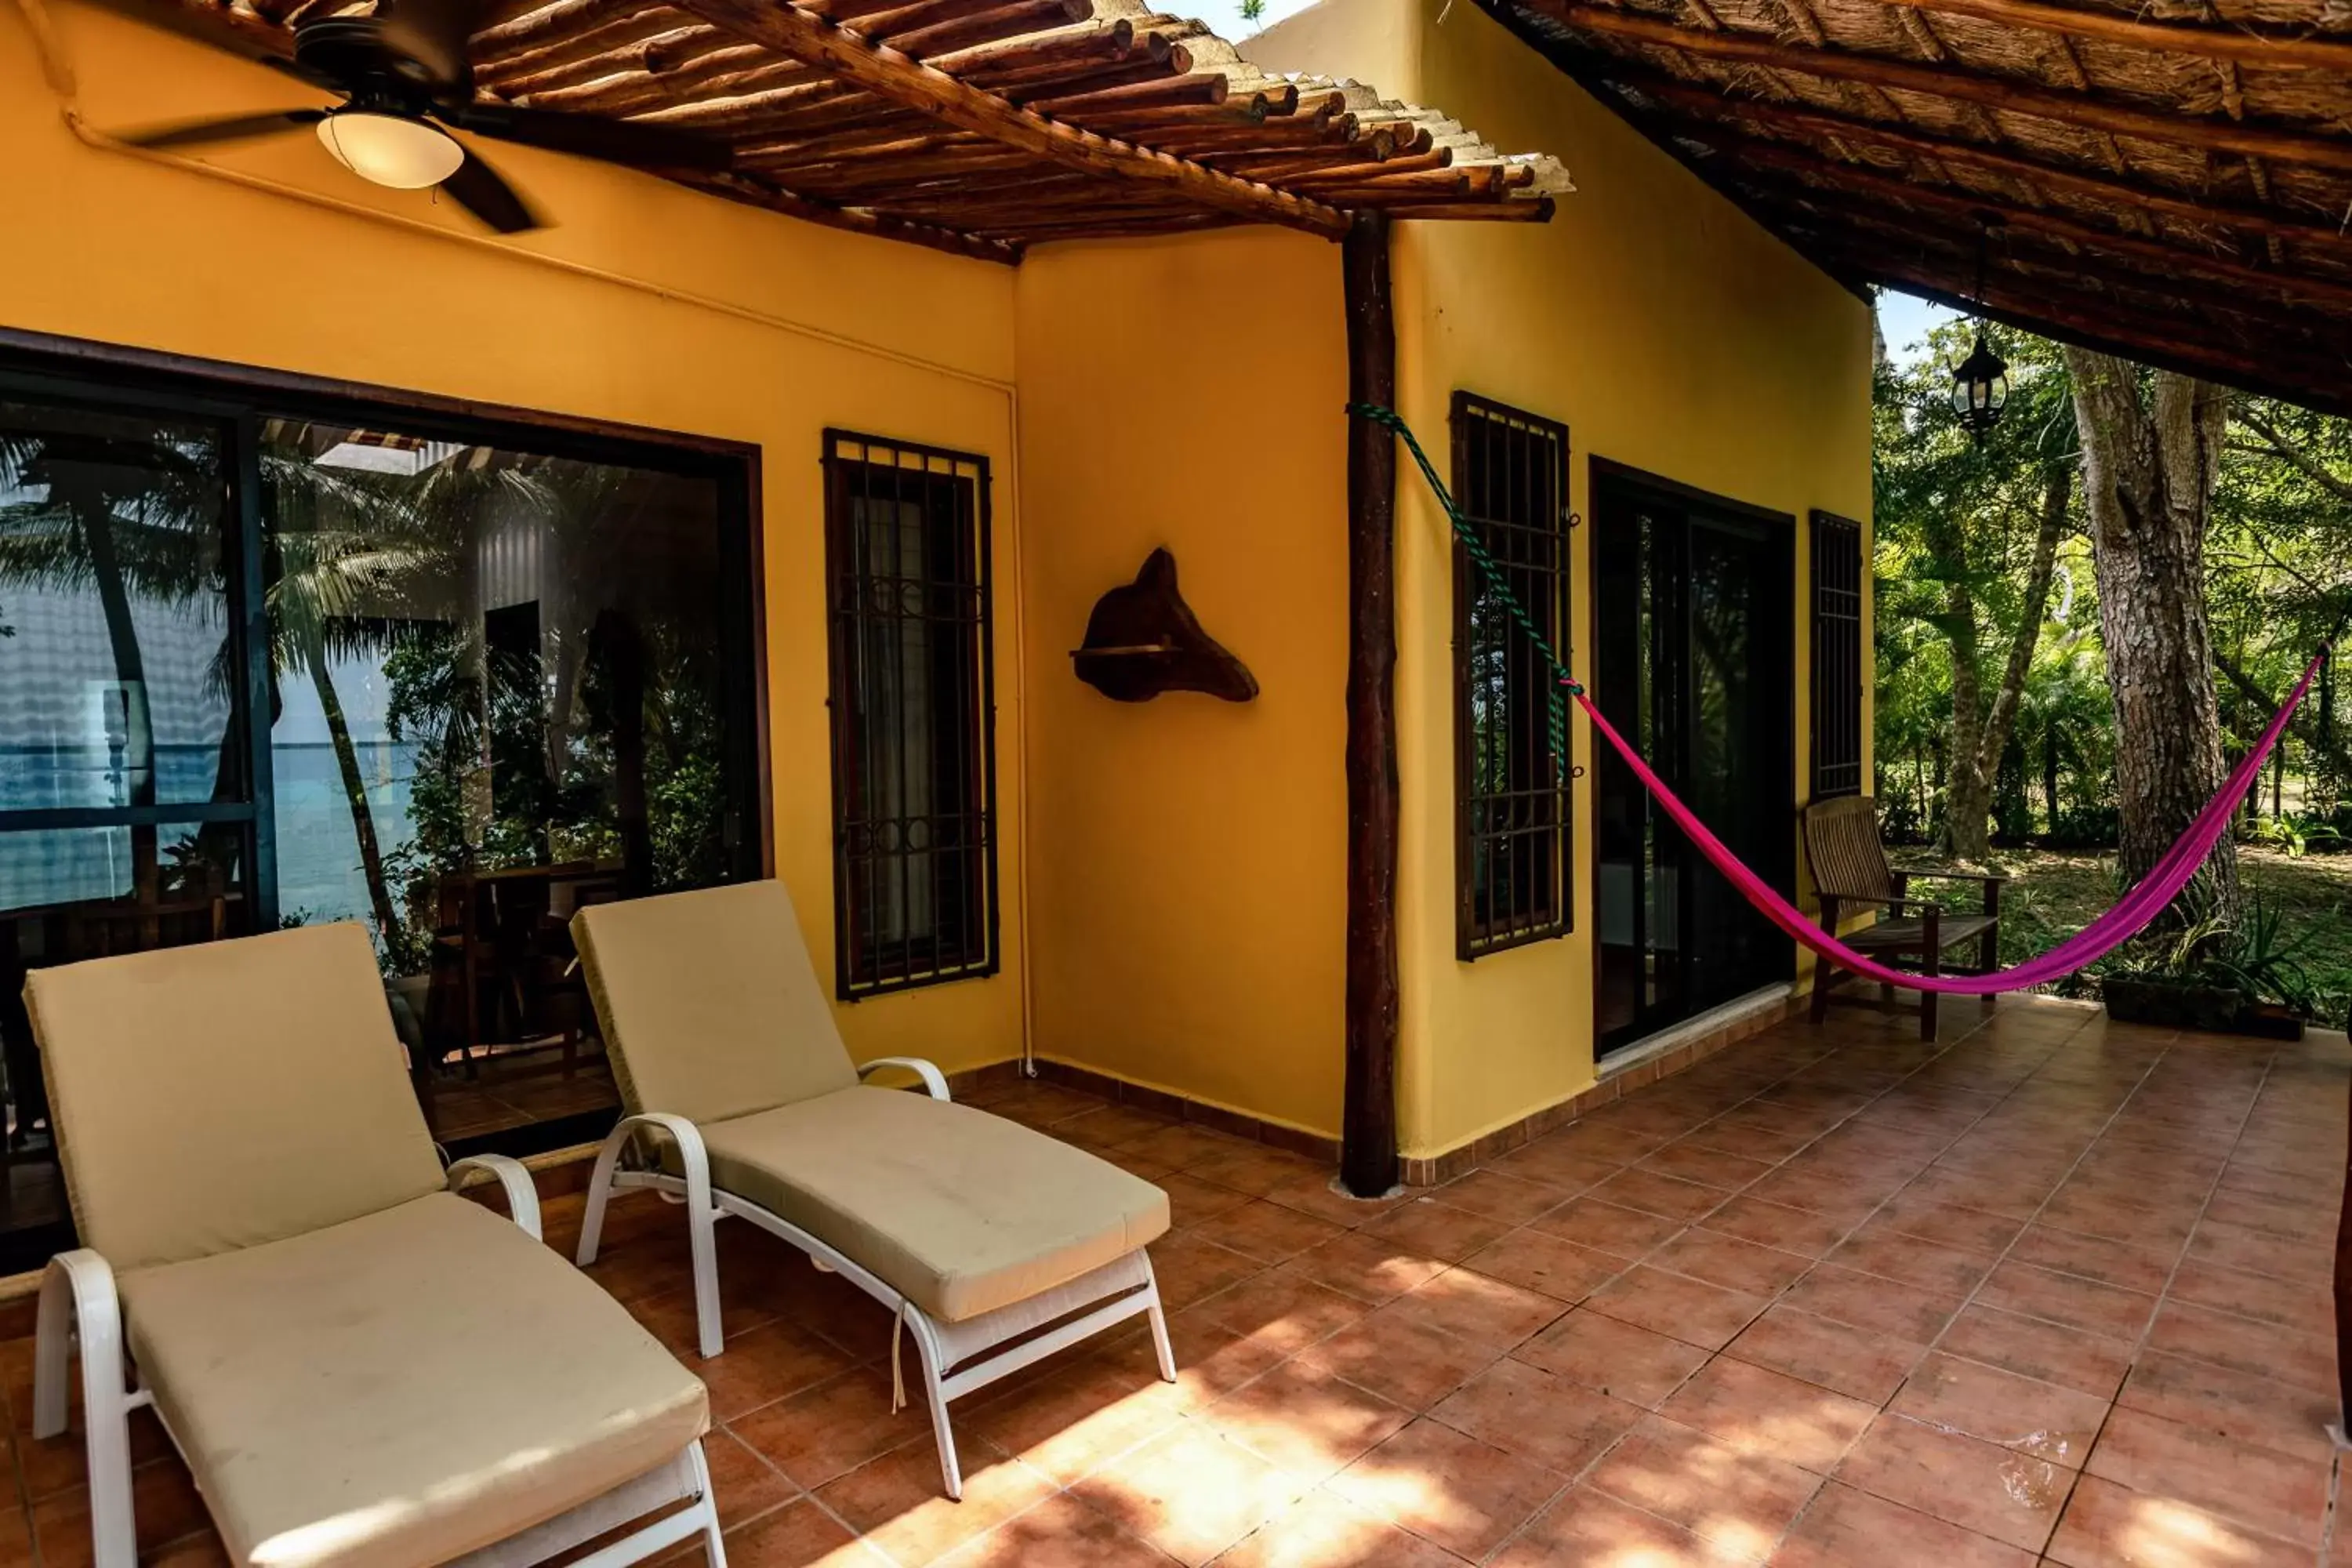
xmin=4 ymin=994 xmax=2347 ymax=1566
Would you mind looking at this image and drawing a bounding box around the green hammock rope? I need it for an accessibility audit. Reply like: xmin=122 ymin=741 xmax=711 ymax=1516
xmin=1348 ymin=401 xmax=1580 ymax=780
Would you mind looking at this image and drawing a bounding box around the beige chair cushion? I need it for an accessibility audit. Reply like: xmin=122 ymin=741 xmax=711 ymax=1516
xmin=118 ymin=1192 xmax=709 ymax=1568
xmin=701 ymin=1086 xmax=1170 ymax=1323
xmin=24 ymin=924 xmax=444 ymax=1272
xmin=574 ymin=880 xmax=856 ymax=1126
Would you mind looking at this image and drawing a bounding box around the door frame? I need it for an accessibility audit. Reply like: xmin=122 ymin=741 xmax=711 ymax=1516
xmin=1586 ymin=457 xmax=1798 ymax=1055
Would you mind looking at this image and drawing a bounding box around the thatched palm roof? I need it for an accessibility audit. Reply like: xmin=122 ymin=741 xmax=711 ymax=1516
xmin=1479 ymin=0 xmax=2352 ymax=414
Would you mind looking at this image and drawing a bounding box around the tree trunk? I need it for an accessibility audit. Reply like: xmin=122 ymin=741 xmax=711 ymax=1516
xmin=61 ymin=481 xmax=155 ymax=807
xmin=311 ymin=648 xmax=402 ymax=942
xmin=1941 ymin=562 xmax=1992 ymax=862
xmin=2063 ymin=348 xmax=2236 ymax=911
xmin=1938 ymin=464 xmax=2071 ymax=862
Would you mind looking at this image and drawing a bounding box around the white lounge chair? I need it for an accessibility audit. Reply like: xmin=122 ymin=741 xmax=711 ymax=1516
xmin=24 ymin=924 xmax=724 ymax=1568
xmin=570 ymin=879 xmax=1174 ymax=1501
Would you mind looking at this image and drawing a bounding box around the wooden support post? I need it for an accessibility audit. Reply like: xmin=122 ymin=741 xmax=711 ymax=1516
xmin=1341 ymin=209 xmax=1400 ymax=1200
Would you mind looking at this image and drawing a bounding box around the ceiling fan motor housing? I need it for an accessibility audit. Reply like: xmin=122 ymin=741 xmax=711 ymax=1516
xmin=295 ymin=16 xmax=448 ymax=101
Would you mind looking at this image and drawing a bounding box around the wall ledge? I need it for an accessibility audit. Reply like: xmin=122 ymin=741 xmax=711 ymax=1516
xmin=1399 ymin=983 xmax=1802 ymax=1187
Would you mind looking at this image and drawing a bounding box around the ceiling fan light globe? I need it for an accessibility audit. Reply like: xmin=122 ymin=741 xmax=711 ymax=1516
xmin=316 ymin=111 xmax=463 ymax=190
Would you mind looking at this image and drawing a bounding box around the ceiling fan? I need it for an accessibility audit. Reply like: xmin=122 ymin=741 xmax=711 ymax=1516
xmin=109 ymin=0 xmax=733 ymax=232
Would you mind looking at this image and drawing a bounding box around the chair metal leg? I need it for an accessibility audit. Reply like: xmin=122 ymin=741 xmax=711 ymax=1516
xmin=691 ymin=1440 xmax=728 ymax=1568
xmin=908 ymin=1313 xmax=964 ymax=1501
xmin=684 ymin=1183 xmax=724 ymax=1360
xmin=1142 ymin=1259 xmax=1176 ymax=1383
xmin=575 ymin=1127 xmax=626 ymax=1268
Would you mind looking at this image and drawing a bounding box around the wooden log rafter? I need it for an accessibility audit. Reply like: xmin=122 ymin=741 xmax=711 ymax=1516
xmin=1627 ymin=75 xmax=2352 ymax=253
xmin=1723 ymin=141 xmax=2352 ymax=310
xmin=1788 ymin=230 xmax=2352 ymax=416
xmin=1766 ymin=200 xmax=2352 ymax=365
xmin=664 ymin=0 xmax=1354 ymax=234
xmin=1526 ymin=0 xmax=2352 ymax=172
xmin=1872 ymin=0 xmax=2352 ymax=74
xmin=684 ymin=169 xmax=1024 ymax=259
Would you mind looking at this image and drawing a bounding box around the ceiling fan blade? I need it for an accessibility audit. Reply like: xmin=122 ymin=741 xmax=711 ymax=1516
xmin=374 ymin=0 xmax=477 ymax=96
xmin=118 ymin=108 xmax=326 ymax=150
xmin=439 ymin=103 xmax=733 ymax=172
xmin=437 ymin=143 xmax=541 ymax=233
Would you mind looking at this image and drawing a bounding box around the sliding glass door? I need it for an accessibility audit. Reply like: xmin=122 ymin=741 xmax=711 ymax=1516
xmin=1592 ymin=462 xmax=1795 ymax=1055
xmin=0 ymin=352 xmax=762 ymax=1269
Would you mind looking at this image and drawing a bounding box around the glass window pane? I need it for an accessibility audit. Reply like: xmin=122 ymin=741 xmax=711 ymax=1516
xmin=261 ymin=419 xmax=737 ymax=1148
xmin=0 ymin=401 xmax=235 ymax=822
xmin=825 ymin=438 xmax=993 ymax=998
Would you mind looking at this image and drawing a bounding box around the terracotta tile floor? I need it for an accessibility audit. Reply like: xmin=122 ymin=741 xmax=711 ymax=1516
xmin=5 ymin=994 xmax=2350 ymax=1566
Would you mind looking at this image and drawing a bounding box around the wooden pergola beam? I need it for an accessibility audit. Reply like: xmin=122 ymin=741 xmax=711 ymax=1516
xmin=1872 ymin=0 xmax=2352 ymax=74
xmin=668 ymin=0 xmax=1354 ymax=235
xmin=1523 ymin=0 xmax=2352 ymax=173
xmin=1723 ymin=139 xmax=2352 ymax=312
xmin=1624 ymin=71 xmax=2352 ymax=253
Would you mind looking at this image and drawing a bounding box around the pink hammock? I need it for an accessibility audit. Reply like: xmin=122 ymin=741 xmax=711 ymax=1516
xmin=1580 ymin=650 xmax=2326 ymax=994
xmin=1351 ymin=394 xmax=2326 ymax=997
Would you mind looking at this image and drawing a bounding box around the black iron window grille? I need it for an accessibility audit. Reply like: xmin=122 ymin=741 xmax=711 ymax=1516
xmin=1811 ymin=511 xmax=1865 ymax=800
xmin=1452 ymin=392 xmax=1573 ymax=958
xmin=823 ymin=430 xmax=998 ymax=999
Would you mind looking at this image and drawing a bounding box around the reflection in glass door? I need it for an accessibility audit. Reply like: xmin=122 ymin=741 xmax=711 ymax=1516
xmin=0 ymin=354 xmax=762 ymax=1269
xmin=0 ymin=394 xmax=257 ymax=1261
xmin=1593 ymin=463 xmax=1795 ymax=1054
xmin=258 ymin=419 xmax=746 ymax=1149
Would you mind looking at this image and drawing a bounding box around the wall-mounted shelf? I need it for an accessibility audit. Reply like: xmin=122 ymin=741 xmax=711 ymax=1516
xmin=1070 ymin=550 xmax=1257 ymax=704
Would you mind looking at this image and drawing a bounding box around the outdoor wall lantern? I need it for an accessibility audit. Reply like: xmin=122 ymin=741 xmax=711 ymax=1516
xmin=1949 ymin=212 xmax=2009 ymax=444
xmin=1948 ymin=330 xmax=2010 ymax=443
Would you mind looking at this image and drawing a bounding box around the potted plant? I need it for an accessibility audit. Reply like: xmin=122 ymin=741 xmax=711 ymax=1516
xmin=2100 ymin=886 xmax=2311 ymax=1040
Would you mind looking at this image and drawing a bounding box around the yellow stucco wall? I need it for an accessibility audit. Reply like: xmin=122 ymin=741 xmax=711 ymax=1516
xmin=1014 ymin=230 xmax=1353 ymax=1138
xmin=6 ymin=0 xmax=1873 ymax=1156
xmin=1 ymin=0 xmax=1029 ymax=1074
xmin=1253 ymin=0 xmax=1875 ymax=1160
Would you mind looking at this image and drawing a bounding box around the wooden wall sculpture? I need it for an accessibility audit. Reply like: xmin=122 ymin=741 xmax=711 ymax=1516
xmin=1070 ymin=548 xmax=1258 ymax=704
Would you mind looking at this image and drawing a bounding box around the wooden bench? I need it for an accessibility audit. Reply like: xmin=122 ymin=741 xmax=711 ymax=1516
xmin=1802 ymin=794 xmax=2005 ymax=1040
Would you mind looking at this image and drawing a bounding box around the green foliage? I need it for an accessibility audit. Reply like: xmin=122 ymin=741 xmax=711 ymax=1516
xmin=2245 ymin=811 xmax=2341 ymax=859
xmin=1998 ymin=848 xmax=2352 ymax=1021
xmin=1872 ymin=296 xmax=2352 ymax=856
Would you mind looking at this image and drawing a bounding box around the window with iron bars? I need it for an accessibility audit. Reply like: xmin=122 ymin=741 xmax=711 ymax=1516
xmin=1811 ymin=511 xmax=1865 ymax=800
xmin=1452 ymin=392 xmax=1573 ymax=958
xmin=822 ymin=430 xmax=998 ymax=999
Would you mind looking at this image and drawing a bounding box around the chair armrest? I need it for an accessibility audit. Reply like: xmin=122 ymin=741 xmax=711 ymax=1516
xmin=1893 ymin=867 xmax=2011 ymax=886
xmin=577 ymin=1114 xmax=714 ymax=1272
xmin=34 ymin=1249 xmax=123 ymax=1440
xmin=858 ymin=1057 xmax=952 ymax=1102
xmin=448 ymin=1153 xmax=542 ymax=1241
xmin=35 ymin=1250 xmax=140 ymax=1567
